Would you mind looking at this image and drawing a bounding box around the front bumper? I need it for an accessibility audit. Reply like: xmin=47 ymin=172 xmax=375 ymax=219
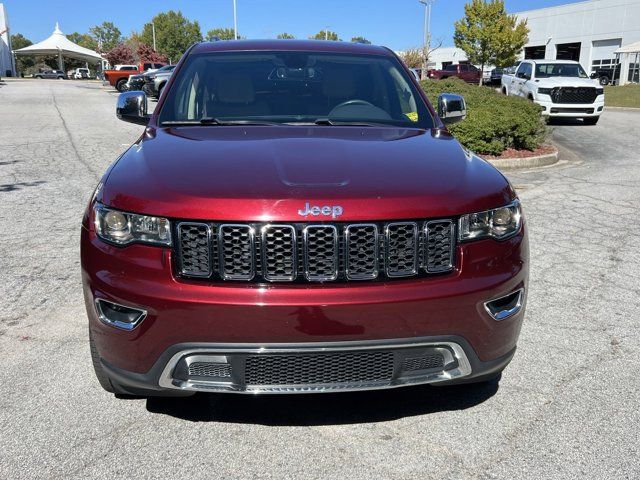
xmin=101 ymin=337 xmax=516 ymax=395
xmin=536 ymin=97 xmax=605 ymax=117
xmin=81 ymin=222 xmax=528 ymax=394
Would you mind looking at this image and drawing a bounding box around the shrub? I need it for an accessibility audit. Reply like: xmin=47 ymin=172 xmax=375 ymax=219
xmin=421 ymin=78 xmax=546 ymax=155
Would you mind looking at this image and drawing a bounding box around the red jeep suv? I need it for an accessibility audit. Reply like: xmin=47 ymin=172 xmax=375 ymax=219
xmin=82 ymin=40 xmax=528 ymax=396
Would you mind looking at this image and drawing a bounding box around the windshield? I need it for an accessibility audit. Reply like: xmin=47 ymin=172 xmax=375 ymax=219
xmin=158 ymin=51 xmax=433 ymax=128
xmin=535 ymin=63 xmax=588 ymax=78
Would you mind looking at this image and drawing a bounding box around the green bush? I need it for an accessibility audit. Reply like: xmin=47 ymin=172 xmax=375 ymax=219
xmin=421 ymin=78 xmax=547 ymax=155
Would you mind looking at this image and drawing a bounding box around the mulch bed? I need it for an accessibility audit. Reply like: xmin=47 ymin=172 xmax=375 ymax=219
xmin=485 ymin=144 xmax=557 ymax=160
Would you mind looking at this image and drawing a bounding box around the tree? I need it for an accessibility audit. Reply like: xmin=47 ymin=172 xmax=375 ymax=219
xmin=105 ymin=43 xmax=135 ymax=66
xmin=350 ymin=36 xmax=371 ymax=44
xmin=400 ymin=39 xmax=443 ymax=80
xmin=277 ymin=32 xmax=295 ymax=39
xmin=310 ymin=30 xmax=340 ymax=41
xmin=67 ymin=32 xmax=98 ymax=51
xmin=206 ymin=28 xmax=238 ymax=41
xmin=140 ymin=11 xmax=202 ymax=62
xmin=400 ymin=48 xmax=423 ymax=69
xmin=11 ymin=33 xmax=34 ymax=75
xmin=137 ymin=44 xmax=168 ymax=64
xmin=454 ymin=0 xmax=528 ymax=84
xmin=89 ymin=21 xmax=123 ymax=52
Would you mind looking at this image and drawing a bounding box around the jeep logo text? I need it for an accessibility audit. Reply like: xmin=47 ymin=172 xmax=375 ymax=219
xmin=298 ymin=202 xmax=344 ymax=219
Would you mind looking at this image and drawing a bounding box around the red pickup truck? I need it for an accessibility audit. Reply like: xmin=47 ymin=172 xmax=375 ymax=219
xmin=104 ymin=62 xmax=166 ymax=92
xmin=428 ymin=63 xmax=482 ymax=83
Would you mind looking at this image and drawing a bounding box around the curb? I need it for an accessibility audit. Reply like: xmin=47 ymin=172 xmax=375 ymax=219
xmin=486 ymin=147 xmax=559 ymax=170
xmin=605 ymin=106 xmax=640 ymax=111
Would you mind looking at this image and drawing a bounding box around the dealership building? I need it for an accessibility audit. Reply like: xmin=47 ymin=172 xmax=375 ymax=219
xmin=428 ymin=0 xmax=640 ymax=83
xmin=0 ymin=3 xmax=15 ymax=77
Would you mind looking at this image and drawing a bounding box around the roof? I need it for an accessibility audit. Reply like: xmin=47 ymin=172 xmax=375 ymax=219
xmin=523 ymin=59 xmax=581 ymax=64
xmin=616 ymin=41 xmax=640 ymax=54
xmin=191 ymin=39 xmax=392 ymax=56
xmin=13 ymin=23 xmax=102 ymax=63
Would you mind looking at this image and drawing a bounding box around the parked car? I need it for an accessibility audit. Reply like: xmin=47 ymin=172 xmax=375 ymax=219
xmin=142 ymin=65 xmax=176 ymax=98
xmin=104 ymin=62 xmax=166 ymax=92
xmin=84 ymin=40 xmax=528 ymax=397
xmin=501 ymin=59 xmax=604 ymax=124
xmin=123 ymin=65 xmax=175 ymax=92
xmin=34 ymin=69 xmax=67 ymax=79
xmin=489 ymin=68 xmax=503 ymax=85
xmin=590 ymin=65 xmax=620 ymax=86
xmin=124 ymin=73 xmax=145 ymax=92
xmin=72 ymin=68 xmax=90 ymax=79
xmin=503 ymin=61 xmax=522 ymax=76
xmin=113 ymin=65 xmax=139 ymax=71
xmin=428 ymin=63 xmax=482 ymax=83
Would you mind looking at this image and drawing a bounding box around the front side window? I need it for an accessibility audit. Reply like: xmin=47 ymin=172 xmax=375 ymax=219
xmin=535 ymin=63 xmax=588 ymax=78
xmin=159 ymin=51 xmax=434 ymax=128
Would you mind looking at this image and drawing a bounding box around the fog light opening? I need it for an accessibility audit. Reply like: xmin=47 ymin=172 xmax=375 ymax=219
xmin=95 ymin=299 xmax=147 ymax=330
xmin=484 ymin=288 xmax=524 ymax=321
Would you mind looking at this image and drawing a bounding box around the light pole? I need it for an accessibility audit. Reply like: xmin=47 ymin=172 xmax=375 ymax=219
xmin=324 ymin=26 xmax=331 ymax=40
xmin=419 ymin=0 xmax=435 ymax=79
xmin=151 ymin=22 xmax=156 ymax=51
xmin=233 ymin=0 xmax=238 ymax=39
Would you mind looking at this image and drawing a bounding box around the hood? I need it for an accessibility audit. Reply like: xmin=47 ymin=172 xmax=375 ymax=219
xmin=101 ymin=126 xmax=514 ymax=222
xmin=535 ymin=77 xmax=600 ymax=88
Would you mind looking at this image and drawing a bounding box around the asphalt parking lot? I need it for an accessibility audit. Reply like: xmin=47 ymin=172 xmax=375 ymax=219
xmin=1 ymin=79 xmax=639 ymax=479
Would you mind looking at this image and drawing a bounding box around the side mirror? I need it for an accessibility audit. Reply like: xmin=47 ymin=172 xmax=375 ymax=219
xmin=116 ymin=91 xmax=150 ymax=125
xmin=438 ymin=93 xmax=466 ymax=125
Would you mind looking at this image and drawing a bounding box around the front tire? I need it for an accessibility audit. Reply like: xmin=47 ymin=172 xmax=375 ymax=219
xmin=599 ymin=76 xmax=609 ymax=86
xmin=116 ymin=78 xmax=128 ymax=92
xmin=583 ymin=116 xmax=600 ymax=125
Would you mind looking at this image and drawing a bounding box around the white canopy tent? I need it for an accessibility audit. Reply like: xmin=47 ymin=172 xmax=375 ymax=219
xmin=615 ymin=41 xmax=640 ymax=86
xmin=13 ymin=23 xmax=102 ymax=71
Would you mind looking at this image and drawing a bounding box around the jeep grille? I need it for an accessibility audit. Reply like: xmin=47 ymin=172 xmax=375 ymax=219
xmin=176 ymin=220 xmax=455 ymax=283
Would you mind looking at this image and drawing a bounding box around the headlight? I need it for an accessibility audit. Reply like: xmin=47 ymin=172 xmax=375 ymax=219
xmin=537 ymin=87 xmax=552 ymax=95
xmin=93 ymin=204 xmax=172 ymax=246
xmin=459 ymin=200 xmax=522 ymax=241
xmin=596 ymin=87 xmax=604 ymax=95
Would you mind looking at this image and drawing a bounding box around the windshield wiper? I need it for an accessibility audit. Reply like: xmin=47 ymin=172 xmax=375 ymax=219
xmin=312 ymin=118 xmax=388 ymax=127
xmin=160 ymin=118 xmax=282 ymax=126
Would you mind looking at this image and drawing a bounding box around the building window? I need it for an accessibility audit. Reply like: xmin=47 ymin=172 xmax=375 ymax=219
xmin=524 ymin=45 xmax=546 ymax=59
xmin=556 ymin=42 xmax=581 ymax=61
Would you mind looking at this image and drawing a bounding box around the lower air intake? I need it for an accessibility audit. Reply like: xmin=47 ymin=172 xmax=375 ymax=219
xmin=245 ymin=351 xmax=394 ymax=386
xmin=188 ymin=362 xmax=232 ymax=378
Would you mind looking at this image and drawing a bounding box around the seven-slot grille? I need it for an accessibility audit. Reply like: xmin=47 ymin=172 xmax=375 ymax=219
xmin=550 ymin=87 xmax=597 ymax=104
xmin=176 ymin=220 xmax=455 ymax=283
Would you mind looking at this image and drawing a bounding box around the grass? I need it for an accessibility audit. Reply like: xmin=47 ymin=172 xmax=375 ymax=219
xmin=604 ymin=84 xmax=640 ymax=108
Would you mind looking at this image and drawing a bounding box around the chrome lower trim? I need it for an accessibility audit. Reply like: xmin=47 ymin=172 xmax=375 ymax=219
xmin=94 ymin=298 xmax=147 ymax=331
xmin=484 ymin=288 xmax=525 ymax=321
xmin=158 ymin=339 xmax=472 ymax=394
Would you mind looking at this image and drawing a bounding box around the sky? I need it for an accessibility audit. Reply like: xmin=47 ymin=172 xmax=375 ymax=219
xmin=3 ymin=0 xmax=585 ymax=51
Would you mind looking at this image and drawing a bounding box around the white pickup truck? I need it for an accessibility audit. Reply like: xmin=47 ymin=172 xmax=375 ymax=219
xmin=501 ymin=59 xmax=604 ymax=124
